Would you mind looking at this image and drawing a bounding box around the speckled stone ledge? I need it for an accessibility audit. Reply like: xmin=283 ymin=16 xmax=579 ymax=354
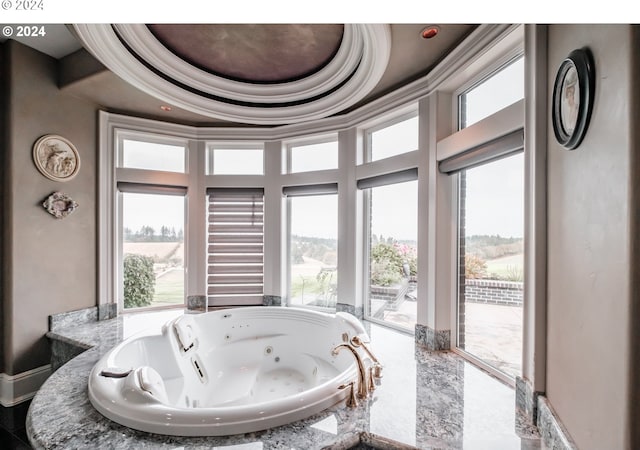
xmin=186 ymin=295 xmax=207 ymax=312
xmin=98 ymin=303 xmax=117 ymax=321
xmin=336 ymin=303 xmax=364 ymax=319
xmin=537 ymin=396 xmax=578 ymax=449
xmin=516 ymin=376 xmax=540 ymax=424
xmin=414 ymin=324 xmax=450 ymax=351
xmin=321 ymin=432 xmax=419 ymax=449
xmin=49 ymin=306 xmax=98 ymax=332
xmin=263 ymin=295 xmax=282 ymax=306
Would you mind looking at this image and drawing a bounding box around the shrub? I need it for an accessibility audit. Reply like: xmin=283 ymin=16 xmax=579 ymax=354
xmin=370 ymin=241 xmax=417 ymax=286
xmin=123 ymin=253 xmax=156 ymax=308
xmin=371 ymin=260 xmax=403 ymax=286
xmin=464 ymin=253 xmax=487 ymax=279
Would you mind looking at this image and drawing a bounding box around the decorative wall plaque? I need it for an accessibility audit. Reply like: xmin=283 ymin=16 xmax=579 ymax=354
xmin=33 ymin=135 xmax=81 ymax=181
xmin=42 ymin=192 xmax=79 ymax=219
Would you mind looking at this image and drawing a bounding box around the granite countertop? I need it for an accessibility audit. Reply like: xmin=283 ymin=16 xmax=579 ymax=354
xmin=27 ymin=309 xmax=540 ymax=449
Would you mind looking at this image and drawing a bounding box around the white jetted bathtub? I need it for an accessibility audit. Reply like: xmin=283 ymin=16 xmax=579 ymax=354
xmin=88 ymin=307 xmax=373 ymax=436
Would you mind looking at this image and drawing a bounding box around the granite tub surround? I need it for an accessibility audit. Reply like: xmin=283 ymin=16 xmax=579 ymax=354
xmin=48 ymin=306 xmax=99 ymax=332
xmin=537 ymin=397 xmax=578 ymax=450
xmin=29 ymin=309 xmax=541 ymax=449
xmin=336 ymin=303 xmax=364 ymax=320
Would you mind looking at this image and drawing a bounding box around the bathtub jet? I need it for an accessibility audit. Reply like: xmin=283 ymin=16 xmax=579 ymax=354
xmin=88 ymin=307 xmax=379 ymax=436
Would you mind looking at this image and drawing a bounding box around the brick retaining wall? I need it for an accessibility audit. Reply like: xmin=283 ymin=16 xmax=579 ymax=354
xmin=464 ymin=278 xmax=523 ymax=306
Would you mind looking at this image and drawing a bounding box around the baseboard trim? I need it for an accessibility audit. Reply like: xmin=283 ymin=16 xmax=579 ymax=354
xmin=0 ymin=365 xmax=51 ymax=406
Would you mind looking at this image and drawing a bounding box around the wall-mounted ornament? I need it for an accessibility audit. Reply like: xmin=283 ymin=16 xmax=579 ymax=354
xmin=42 ymin=192 xmax=79 ymax=219
xmin=32 ymin=135 xmax=81 ymax=181
xmin=552 ymin=48 xmax=595 ymax=150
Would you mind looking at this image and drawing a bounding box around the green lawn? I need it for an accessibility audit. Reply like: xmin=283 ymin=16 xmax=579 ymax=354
xmin=151 ymin=268 xmax=184 ymax=307
xmin=484 ymin=253 xmax=523 ymax=281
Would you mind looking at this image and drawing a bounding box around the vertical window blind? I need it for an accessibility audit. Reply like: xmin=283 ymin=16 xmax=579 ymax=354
xmin=207 ymin=188 xmax=264 ymax=306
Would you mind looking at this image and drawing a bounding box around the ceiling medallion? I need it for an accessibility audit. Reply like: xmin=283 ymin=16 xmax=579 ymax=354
xmin=72 ymin=24 xmax=392 ymax=125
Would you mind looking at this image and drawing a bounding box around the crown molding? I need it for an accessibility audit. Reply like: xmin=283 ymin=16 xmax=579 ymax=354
xmin=74 ymin=24 xmax=391 ymax=125
xmin=99 ymin=24 xmax=522 ymax=142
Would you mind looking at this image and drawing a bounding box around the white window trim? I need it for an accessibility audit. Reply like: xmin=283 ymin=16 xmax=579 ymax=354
xmin=284 ymin=133 xmax=339 ymax=174
xmin=362 ymin=107 xmax=419 ymax=164
xmin=285 ymin=191 xmax=339 ymax=312
xmin=116 ymin=129 xmax=190 ymax=174
xmin=206 ymin=142 xmax=265 ymax=176
xmin=440 ymin=42 xmax=526 ymax=384
xmin=117 ymin=186 xmax=188 ymax=312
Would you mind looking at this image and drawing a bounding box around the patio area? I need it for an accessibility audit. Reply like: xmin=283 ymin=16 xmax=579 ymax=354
xmin=382 ymin=292 xmax=523 ymax=378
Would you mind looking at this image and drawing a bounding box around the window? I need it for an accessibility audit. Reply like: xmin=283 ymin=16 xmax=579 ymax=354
xmin=361 ymin=175 xmax=418 ymax=331
xmin=459 ymin=57 xmax=524 ymax=129
xmin=367 ymin=115 xmax=418 ymax=162
xmin=120 ymin=139 xmax=186 ymax=172
xmin=457 ymin=153 xmax=524 ymax=379
xmin=121 ymin=190 xmax=185 ymax=310
xmin=289 ymin=140 xmax=338 ymax=173
xmin=287 ymin=189 xmax=338 ymax=309
xmin=207 ymin=147 xmax=264 ymax=175
xmin=207 ymin=188 xmax=264 ymax=306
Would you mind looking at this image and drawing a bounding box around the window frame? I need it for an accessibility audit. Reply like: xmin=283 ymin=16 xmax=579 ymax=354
xmin=285 ymin=135 xmax=339 ymax=174
xmin=116 ymin=130 xmax=189 ymax=174
xmin=285 ymin=188 xmax=339 ymax=312
xmin=117 ymin=185 xmax=188 ymax=312
xmin=453 ymin=51 xmax=524 ymax=130
xmin=206 ymin=142 xmax=265 ymax=176
xmin=363 ymin=110 xmax=419 ymax=163
xmin=360 ymin=178 xmax=419 ymax=334
xmin=442 ymin=50 xmax=526 ymax=387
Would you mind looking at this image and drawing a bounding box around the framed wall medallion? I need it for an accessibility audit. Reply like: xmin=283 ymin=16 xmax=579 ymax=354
xmin=552 ymin=48 xmax=595 ymax=150
xmin=33 ymin=135 xmax=81 ymax=181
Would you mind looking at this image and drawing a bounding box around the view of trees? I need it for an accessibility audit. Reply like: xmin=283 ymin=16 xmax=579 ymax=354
xmin=124 ymin=225 xmax=184 ymax=242
xmin=465 ymin=234 xmax=522 ymax=259
xmin=465 ymin=234 xmax=524 ymax=281
xmin=290 ymin=235 xmax=337 ymax=266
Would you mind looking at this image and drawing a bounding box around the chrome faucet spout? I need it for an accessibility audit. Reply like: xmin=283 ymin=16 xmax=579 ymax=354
xmin=332 ymin=343 xmax=369 ymax=399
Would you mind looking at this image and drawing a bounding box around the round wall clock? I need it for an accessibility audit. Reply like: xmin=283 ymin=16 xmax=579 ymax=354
xmin=32 ymin=134 xmax=81 ymax=182
xmin=552 ymin=48 xmax=595 ymax=150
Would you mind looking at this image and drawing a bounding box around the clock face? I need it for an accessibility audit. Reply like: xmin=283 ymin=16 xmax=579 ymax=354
xmin=559 ymin=64 xmax=580 ymax=135
xmin=552 ymin=48 xmax=595 ymax=150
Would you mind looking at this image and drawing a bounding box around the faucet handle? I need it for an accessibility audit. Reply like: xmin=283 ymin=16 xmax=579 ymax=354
xmin=338 ymin=381 xmax=358 ymax=408
xmin=367 ymin=367 xmax=376 ymax=393
xmin=373 ymin=363 xmax=383 ymax=379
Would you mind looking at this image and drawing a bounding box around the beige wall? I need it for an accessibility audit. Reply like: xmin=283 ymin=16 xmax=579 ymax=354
xmin=2 ymin=40 xmax=98 ymax=374
xmin=546 ymin=24 xmax=633 ymax=449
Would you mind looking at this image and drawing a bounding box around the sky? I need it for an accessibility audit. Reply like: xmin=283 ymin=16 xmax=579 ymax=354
xmin=122 ymin=193 xmax=185 ymax=234
xmin=464 ymin=153 xmax=524 ymax=238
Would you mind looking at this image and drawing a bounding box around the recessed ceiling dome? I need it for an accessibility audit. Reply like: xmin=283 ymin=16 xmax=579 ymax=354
xmin=72 ymin=24 xmax=392 ymax=125
xmin=147 ymin=24 xmax=345 ymax=84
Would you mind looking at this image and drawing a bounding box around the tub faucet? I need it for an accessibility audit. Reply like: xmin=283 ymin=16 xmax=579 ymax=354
xmin=331 ymin=343 xmax=369 ymax=400
xmin=350 ymin=336 xmax=383 ymax=379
